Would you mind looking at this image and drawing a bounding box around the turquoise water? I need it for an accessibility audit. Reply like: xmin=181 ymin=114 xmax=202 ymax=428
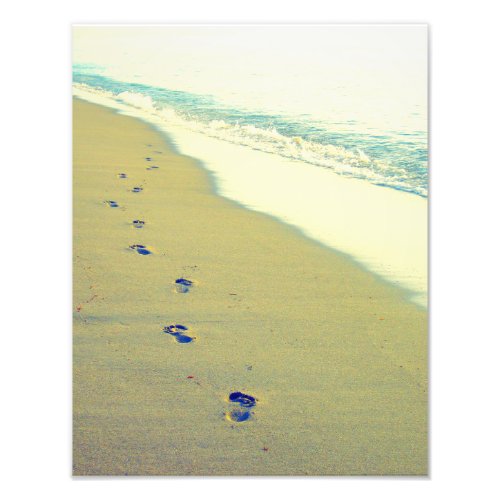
xmin=73 ymin=65 xmax=427 ymax=197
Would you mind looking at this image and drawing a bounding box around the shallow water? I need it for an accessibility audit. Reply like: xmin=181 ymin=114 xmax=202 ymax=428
xmin=73 ymin=26 xmax=427 ymax=197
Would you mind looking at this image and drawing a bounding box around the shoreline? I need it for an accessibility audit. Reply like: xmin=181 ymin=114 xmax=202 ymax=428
xmin=73 ymin=86 xmax=428 ymax=307
xmin=73 ymin=98 xmax=427 ymax=475
xmin=70 ymin=93 xmax=426 ymax=316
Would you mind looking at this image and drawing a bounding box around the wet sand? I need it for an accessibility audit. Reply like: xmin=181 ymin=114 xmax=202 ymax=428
xmin=73 ymin=98 xmax=427 ymax=475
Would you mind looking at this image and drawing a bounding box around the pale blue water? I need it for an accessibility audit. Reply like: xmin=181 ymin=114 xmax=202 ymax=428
xmin=73 ymin=63 xmax=427 ymax=197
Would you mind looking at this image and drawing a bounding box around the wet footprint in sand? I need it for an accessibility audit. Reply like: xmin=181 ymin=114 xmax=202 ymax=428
xmin=162 ymin=324 xmax=195 ymax=343
xmin=117 ymin=173 xmax=127 ymax=179
xmin=131 ymin=186 xmax=143 ymax=193
xmin=146 ymin=165 xmax=159 ymax=170
xmin=175 ymin=278 xmax=193 ymax=293
xmin=106 ymin=200 xmax=119 ymax=208
xmin=225 ymin=391 xmax=257 ymax=423
xmin=129 ymin=244 xmax=152 ymax=255
xmin=132 ymin=220 xmax=145 ymax=229
xmin=229 ymin=392 xmax=257 ymax=408
xmin=145 ymin=157 xmax=153 ymax=162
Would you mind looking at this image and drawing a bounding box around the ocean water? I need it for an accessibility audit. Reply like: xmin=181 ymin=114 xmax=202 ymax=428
xmin=73 ymin=26 xmax=428 ymax=305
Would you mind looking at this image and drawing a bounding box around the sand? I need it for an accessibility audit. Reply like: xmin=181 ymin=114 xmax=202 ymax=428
xmin=73 ymin=98 xmax=427 ymax=476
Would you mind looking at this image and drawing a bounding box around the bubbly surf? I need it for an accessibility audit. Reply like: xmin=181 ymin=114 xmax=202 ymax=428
xmin=73 ymin=69 xmax=427 ymax=198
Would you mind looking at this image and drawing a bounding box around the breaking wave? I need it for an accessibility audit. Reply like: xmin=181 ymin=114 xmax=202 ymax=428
xmin=73 ymin=69 xmax=428 ymax=197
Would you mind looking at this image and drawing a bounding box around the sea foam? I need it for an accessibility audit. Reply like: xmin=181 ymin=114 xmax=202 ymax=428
xmin=72 ymin=76 xmax=428 ymax=198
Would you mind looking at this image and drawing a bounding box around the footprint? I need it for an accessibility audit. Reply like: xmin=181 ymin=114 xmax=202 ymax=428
xmin=146 ymin=165 xmax=159 ymax=170
xmin=132 ymin=220 xmax=145 ymax=229
xmin=175 ymin=278 xmax=193 ymax=293
xmin=129 ymin=244 xmax=152 ymax=255
xmin=117 ymin=173 xmax=127 ymax=179
xmin=174 ymin=334 xmax=194 ymax=344
xmin=131 ymin=187 xmax=143 ymax=193
xmin=145 ymin=157 xmax=153 ymax=161
xmin=225 ymin=391 xmax=257 ymax=423
xmin=229 ymin=391 xmax=257 ymax=408
xmin=162 ymin=324 xmax=195 ymax=343
xmin=226 ymin=408 xmax=252 ymax=422
xmin=106 ymin=200 xmax=119 ymax=208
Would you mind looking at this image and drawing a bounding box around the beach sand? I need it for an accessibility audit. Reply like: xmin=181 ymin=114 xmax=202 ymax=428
xmin=73 ymin=98 xmax=427 ymax=476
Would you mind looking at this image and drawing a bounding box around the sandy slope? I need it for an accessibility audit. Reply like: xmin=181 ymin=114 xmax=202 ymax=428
xmin=73 ymin=98 xmax=427 ymax=475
